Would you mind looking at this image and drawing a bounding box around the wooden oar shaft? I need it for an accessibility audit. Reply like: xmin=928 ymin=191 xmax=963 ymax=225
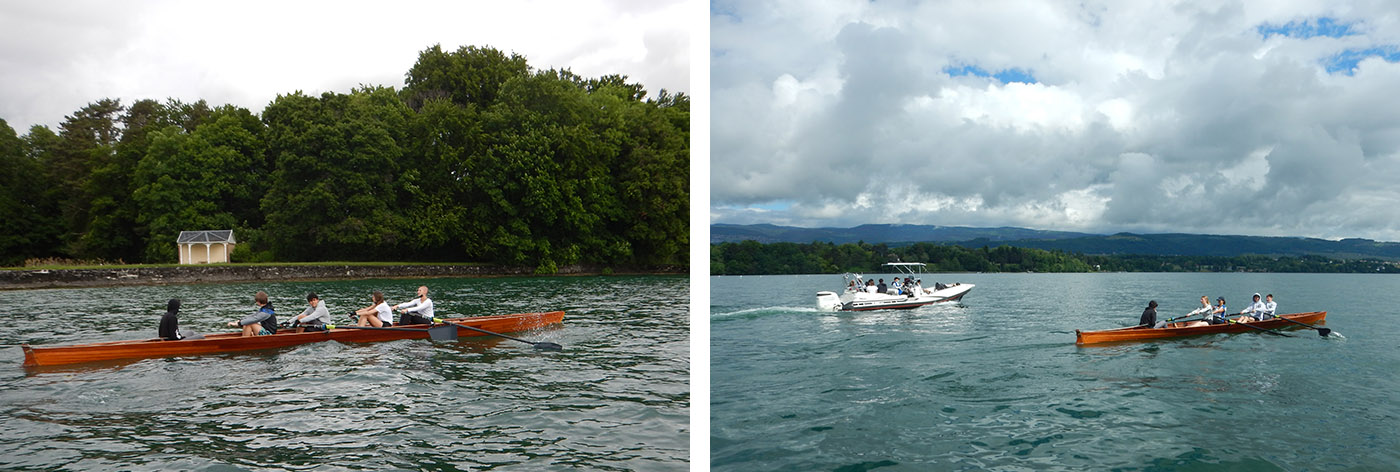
xmin=327 ymin=324 xmax=438 ymax=333
xmin=1226 ymin=317 xmax=1294 ymax=337
xmin=1128 ymin=313 xmax=1198 ymax=329
xmin=434 ymin=317 xmax=562 ymax=350
xmin=1270 ymin=314 xmax=1332 ymax=336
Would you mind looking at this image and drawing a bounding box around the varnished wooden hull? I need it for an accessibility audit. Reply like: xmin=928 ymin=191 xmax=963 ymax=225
xmin=21 ymin=311 xmax=564 ymax=367
xmin=1075 ymin=311 xmax=1326 ymax=345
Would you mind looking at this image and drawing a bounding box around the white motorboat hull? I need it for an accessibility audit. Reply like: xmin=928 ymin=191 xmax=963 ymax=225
xmin=817 ymin=283 xmax=973 ymax=312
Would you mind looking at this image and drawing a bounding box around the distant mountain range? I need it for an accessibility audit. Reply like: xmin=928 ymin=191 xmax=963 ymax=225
xmin=711 ymin=223 xmax=1400 ymax=261
xmin=710 ymin=223 xmax=1093 ymax=244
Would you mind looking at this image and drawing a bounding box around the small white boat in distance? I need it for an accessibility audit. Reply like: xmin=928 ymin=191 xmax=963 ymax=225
xmin=816 ymin=262 xmax=974 ymax=311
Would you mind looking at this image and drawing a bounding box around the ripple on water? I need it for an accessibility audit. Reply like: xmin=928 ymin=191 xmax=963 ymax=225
xmin=0 ymin=275 xmax=688 ymax=471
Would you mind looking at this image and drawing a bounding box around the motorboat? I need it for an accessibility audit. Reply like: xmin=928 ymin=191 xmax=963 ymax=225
xmin=816 ymin=262 xmax=973 ymax=311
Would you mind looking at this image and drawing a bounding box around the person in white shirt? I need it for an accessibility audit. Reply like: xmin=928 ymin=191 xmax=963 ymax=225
xmin=396 ymin=286 xmax=435 ymax=325
xmin=1259 ymin=294 xmax=1277 ymax=320
xmin=1181 ymin=295 xmax=1214 ymax=328
xmin=289 ymin=293 xmax=333 ymax=331
xmin=351 ymin=291 xmax=393 ymax=327
xmin=1236 ymin=293 xmax=1266 ymax=323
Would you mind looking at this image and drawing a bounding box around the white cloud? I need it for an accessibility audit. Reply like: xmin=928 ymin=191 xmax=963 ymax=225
xmin=711 ymin=0 xmax=1400 ymax=241
xmin=0 ymin=0 xmax=690 ymax=131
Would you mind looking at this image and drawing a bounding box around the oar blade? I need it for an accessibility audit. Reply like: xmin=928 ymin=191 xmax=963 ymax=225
xmin=1317 ymin=327 xmax=1332 ymax=337
xmin=427 ymin=324 xmax=459 ymax=342
xmin=533 ymin=341 xmax=564 ymax=351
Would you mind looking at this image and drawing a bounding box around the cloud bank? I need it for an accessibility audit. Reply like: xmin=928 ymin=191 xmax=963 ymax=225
xmin=711 ymin=1 xmax=1400 ymax=240
xmin=0 ymin=0 xmax=690 ymax=132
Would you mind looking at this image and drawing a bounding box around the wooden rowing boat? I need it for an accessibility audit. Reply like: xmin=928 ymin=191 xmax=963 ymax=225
xmin=1075 ymin=311 xmax=1326 ymax=345
xmin=21 ymin=311 xmax=564 ymax=367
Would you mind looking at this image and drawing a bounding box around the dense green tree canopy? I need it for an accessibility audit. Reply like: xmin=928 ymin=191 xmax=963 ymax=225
xmin=2 ymin=45 xmax=689 ymax=271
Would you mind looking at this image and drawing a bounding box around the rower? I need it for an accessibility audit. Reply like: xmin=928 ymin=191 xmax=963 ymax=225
xmin=228 ymin=291 xmax=277 ymax=337
xmin=1208 ymin=297 xmax=1227 ymax=324
xmin=395 ymin=286 xmax=435 ymax=325
xmin=289 ymin=293 xmax=333 ymax=332
xmin=1262 ymin=294 xmax=1277 ymax=320
xmin=1236 ymin=293 xmax=1265 ymax=323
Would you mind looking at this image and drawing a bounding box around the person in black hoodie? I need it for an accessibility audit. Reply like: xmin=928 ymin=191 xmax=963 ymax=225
xmin=1139 ymin=300 xmax=1166 ymax=328
xmin=159 ymin=299 xmax=204 ymax=340
xmin=159 ymin=299 xmax=184 ymax=340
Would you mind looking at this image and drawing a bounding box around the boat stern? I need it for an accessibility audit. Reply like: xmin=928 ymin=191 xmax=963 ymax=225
xmin=816 ymin=291 xmax=843 ymax=311
xmin=20 ymin=344 xmax=38 ymax=367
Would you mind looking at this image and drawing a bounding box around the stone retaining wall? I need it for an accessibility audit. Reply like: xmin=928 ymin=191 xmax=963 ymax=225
xmin=0 ymin=264 xmax=684 ymax=290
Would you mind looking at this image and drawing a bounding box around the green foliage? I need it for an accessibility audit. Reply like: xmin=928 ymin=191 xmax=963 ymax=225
xmin=2 ymin=45 xmax=688 ymax=268
xmin=710 ymin=241 xmax=1400 ymax=275
xmin=0 ymin=119 xmax=63 ymax=265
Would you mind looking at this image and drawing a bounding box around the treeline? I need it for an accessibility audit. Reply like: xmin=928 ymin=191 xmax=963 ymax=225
xmin=0 ymin=45 xmax=688 ymax=271
xmin=710 ymin=241 xmax=1400 ymax=275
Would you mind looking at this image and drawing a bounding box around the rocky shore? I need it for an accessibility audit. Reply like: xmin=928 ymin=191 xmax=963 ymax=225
xmin=0 ymin=264 xmax=685 ymax=290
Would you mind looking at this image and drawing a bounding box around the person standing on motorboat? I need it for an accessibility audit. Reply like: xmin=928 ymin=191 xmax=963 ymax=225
xmin=877 ymin=279 xmax=887 ymax=294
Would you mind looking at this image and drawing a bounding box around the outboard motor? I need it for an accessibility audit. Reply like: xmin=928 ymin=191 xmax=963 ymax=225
xmin=816 ymin=291 xmax=843 ymax=311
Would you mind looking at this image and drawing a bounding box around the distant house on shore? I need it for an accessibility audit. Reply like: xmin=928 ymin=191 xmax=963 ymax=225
xmin=177 ymin=230 xmax=236 ymax=264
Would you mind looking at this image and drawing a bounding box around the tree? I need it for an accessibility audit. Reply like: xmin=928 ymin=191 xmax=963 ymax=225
xmin=47 ymin=99 xmax=124 ymax=259
xmin=403 ymin=44 xmax=530 ymax=111
xmin=0 ymin=120 xmax=62 ymax=265
xmin=260 ymin=87 xmax=412 ymax=260
xmin=133 ymin=105 xmax=267 ymax=262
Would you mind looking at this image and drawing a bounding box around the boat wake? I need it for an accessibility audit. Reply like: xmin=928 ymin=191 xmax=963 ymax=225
xmin=711 ymin=306 xmax=820 ymax=321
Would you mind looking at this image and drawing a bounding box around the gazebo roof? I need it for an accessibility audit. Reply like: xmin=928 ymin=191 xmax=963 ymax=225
xmin=177 ymin=230 xmax=236 ymax=244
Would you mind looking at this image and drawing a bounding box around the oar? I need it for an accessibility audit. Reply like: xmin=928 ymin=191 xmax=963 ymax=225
xmin=1225 ymin=316 xmax=1294 ymax=337
xmin=1128 ymin=313 xmax=1196 ymax=329
xmin=433 ymin=317 xmax=562 ymax=350
xmin=325 ymin=323 xmax=459 ymax=341
xmin=1269 ymin=314 xmax=1332 ymax=337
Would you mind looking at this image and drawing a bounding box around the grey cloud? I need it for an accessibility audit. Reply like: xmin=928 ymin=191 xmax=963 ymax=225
xmin=712 ymin=1 xmax=1400 ymax=240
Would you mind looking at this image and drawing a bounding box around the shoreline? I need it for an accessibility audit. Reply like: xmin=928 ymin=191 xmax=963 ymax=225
xmin=0 ymin=264 xmax=685 ymax=290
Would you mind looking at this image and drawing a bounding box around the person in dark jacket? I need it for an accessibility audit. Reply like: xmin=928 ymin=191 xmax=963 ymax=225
xmin=228 ymin=291 xmax=277 ymax=336
xmin=159 ymin=299 xmax=183 ymax=340
xmin=1139 ymin=300 xmax=1167 ymax=328
xmin=159 ymin=298 xmax=203 ymax=341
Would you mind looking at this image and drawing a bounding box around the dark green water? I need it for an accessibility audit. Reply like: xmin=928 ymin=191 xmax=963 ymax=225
xmin=0 ymin=275 xmax=688 ymax=471
xmin=711 ymin=273 xmax=1400 ymax=471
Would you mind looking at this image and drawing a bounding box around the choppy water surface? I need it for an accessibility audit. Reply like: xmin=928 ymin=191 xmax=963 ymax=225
xmin=712 ymin=273 xmax=1400 ymax=471
xmin=0 ymin=275 xmax=688 ymax=471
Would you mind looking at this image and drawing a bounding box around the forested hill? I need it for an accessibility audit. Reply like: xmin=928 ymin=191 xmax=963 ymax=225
xmin=710 ymin=223 xmax=1093 ymax=244
xmin=956 ymin=233 xmax=1400 ymax=261
xmin=712 ymin=224 xmax=1400 ymax=261
xmin=0 ymin=45 xmax=689 ymax=272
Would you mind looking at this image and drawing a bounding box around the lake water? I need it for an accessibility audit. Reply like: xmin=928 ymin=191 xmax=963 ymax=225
xmin=711 ymin=272 xmax=1400 ymax=471
xmin=0 ymin=275 xmax=688 ymax=471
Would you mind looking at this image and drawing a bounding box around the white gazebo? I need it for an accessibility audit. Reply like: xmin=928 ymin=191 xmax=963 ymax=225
xmin=177 ymin=230 xmax=236 ymax=264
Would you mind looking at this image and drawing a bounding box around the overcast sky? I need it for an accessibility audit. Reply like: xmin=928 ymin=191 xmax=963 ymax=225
xmin=0 ymin=0 xmax=690 ymax=132
xmin=711 ymin=1 xmax=1400 ymax=241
